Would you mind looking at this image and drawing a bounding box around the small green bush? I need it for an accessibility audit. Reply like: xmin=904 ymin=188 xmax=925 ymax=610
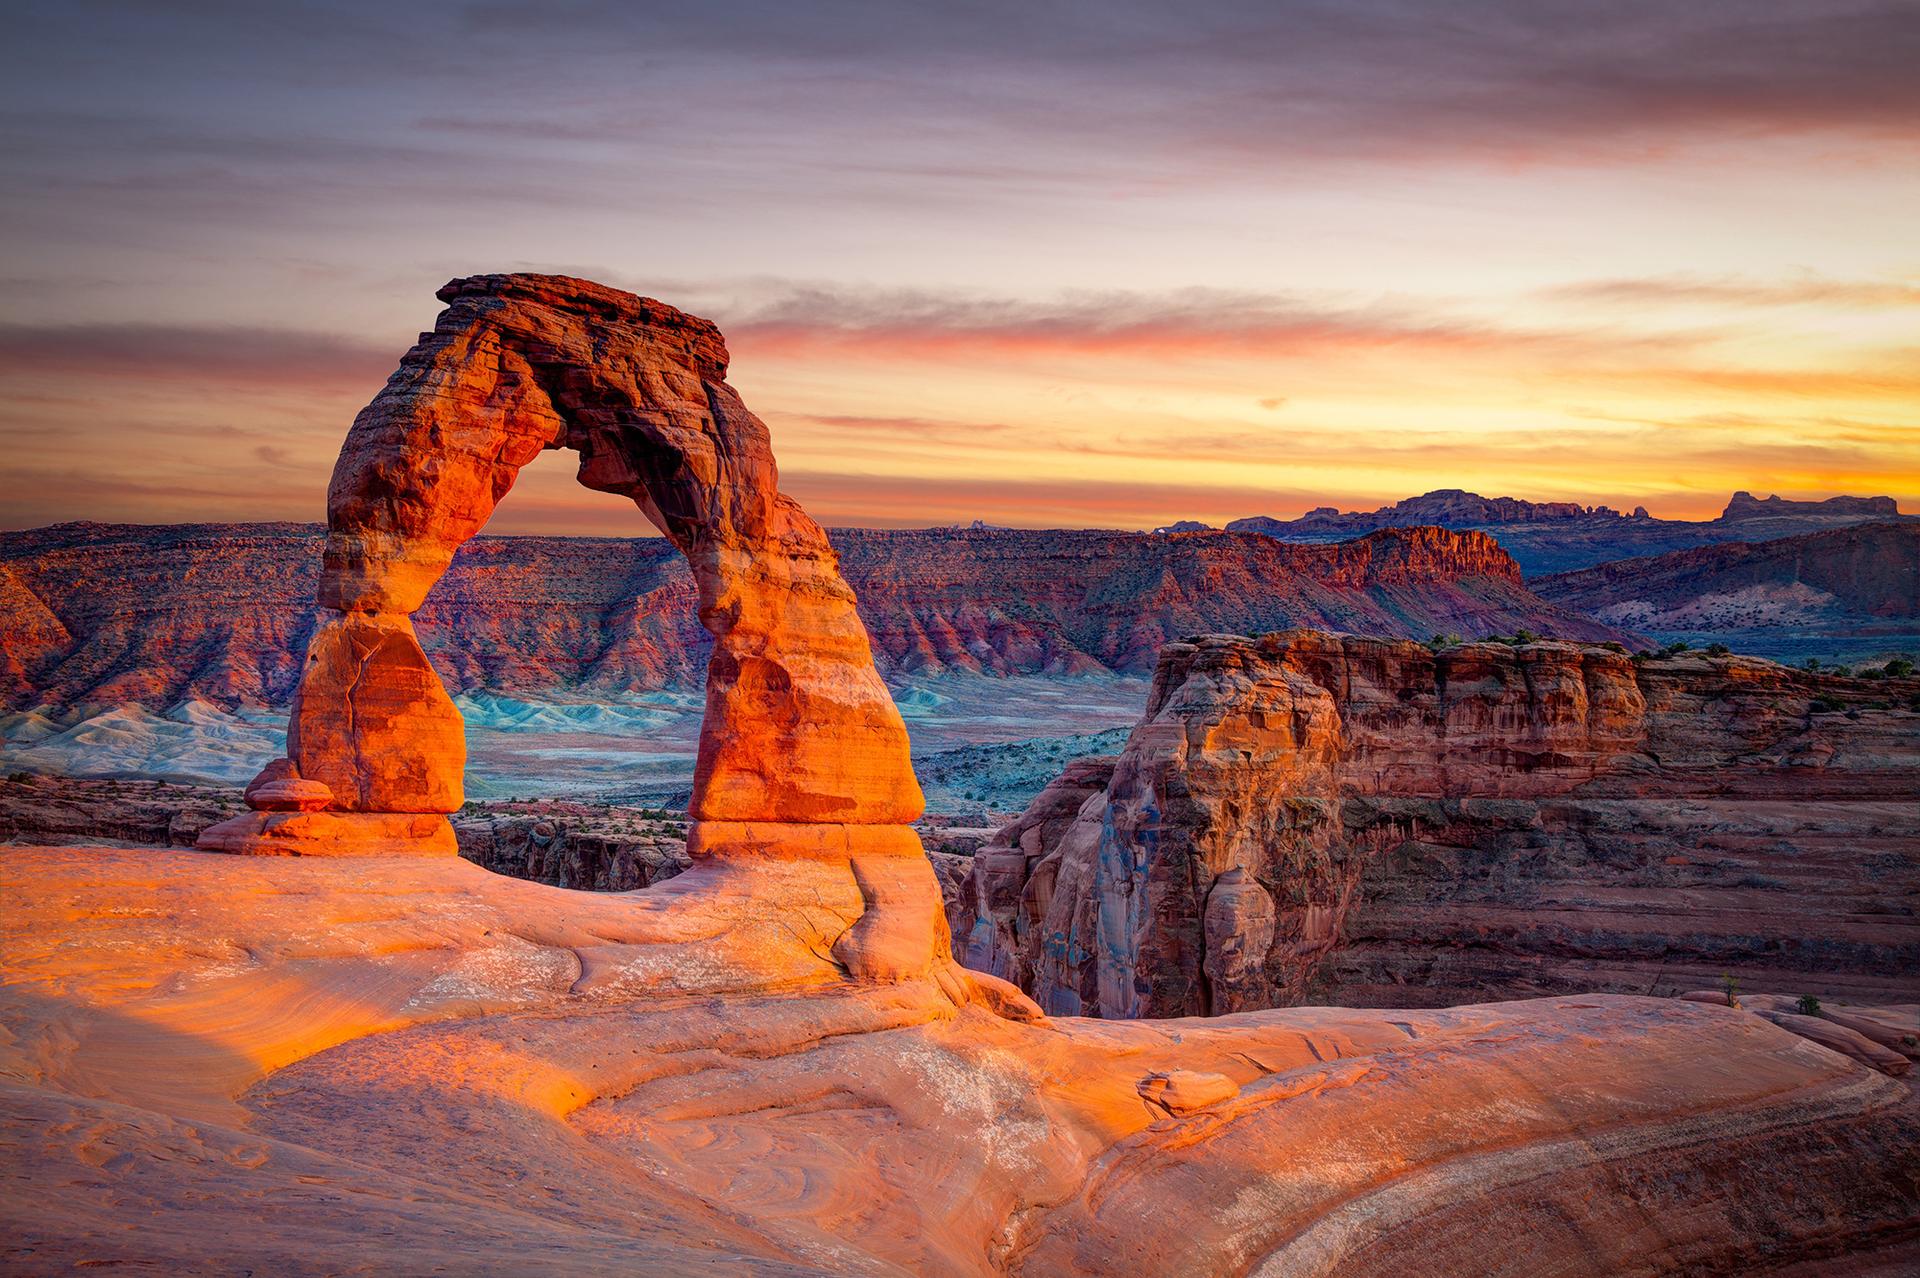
xmin=1705 ymin=643 xmax=1730 ymax=657
xmin=1886 ymin=658 xmax=1915 ymax=678
xmin=1796 ymin=993 xmax=1822 ymax=1017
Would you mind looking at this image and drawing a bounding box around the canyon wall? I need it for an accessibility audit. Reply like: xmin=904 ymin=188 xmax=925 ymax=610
xmin=0 ymin=521 xmax=1627 ymax=713
xmin=1228 ymin=487 xmax=1911 ymax=575
xmin=956 ymin=631 xmax=1920 ymax=1016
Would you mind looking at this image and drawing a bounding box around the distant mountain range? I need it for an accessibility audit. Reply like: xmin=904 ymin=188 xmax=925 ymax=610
xmin=0 ymin=521 xmax=1625 ymax=712
xmin=1535 ymin=521 xmax=1920 ymax=664
xmin=1224 ymin=489 xmax=1910 ymax=576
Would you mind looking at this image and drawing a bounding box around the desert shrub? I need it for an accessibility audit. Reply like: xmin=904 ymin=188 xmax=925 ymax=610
xmin=1512 ymin=629 xmax=1538 ymax=645
xmin=1886 ymin=658 xmax=1915 ymax=677
xmin=1796 ymin=994 xmax=1822 ymax=1016
xmin=1601 ymin=641 xmax=1627 ymax=654
xmin=1810 ymin=696 xmax=1844 ymax=713
xmin=1720 ymin=973 xmax=1740 ymax=1007
xmin=1804 ymin=657 xmax=1822 ymax=670
xmin=1662 ymin=641 xmax=1690 ymax=656
xmin=1705 ymin=643 xmax=1730 ymax=656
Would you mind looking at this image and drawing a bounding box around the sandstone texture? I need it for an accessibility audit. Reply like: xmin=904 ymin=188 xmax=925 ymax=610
xmin=955 ymin=631 xmax=1920 ymax=1017
xmin=5 ymin=843 xmax=1918 ymax=1276
xmin=0 ymin=520 xmax=1627 ymax=714
xmin=1228 ymin=486 xmax=1912 ymax=575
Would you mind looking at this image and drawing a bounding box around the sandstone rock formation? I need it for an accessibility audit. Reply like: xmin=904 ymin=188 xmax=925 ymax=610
xmin=199 ymin=274 xmax=921 ymax=865
xmin=185 ymin=274 xmax=1022 ymax=998
xmin=0 ymin=519 xmax=1627 ymax=714
xmin=6 ymin=842 xmax=1919 ymax=1275
xmin=956 ymin=631 xmax=1920 ymax=1016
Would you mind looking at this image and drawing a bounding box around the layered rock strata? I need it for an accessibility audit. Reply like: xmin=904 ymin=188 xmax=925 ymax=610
xmin=1535 ymin=520 xmax=1920 ymax=657
xmin=957 ymin=632 xmax=1920 ymax=1016
xmin=0 ymin=520 xmax=1628 ymax=714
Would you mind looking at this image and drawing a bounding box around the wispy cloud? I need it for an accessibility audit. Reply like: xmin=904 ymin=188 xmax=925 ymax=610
xmin=0 ymin=323 xmax=394 ymax=390
xmin=1546 ymin=274 xmax=1920 ymax=308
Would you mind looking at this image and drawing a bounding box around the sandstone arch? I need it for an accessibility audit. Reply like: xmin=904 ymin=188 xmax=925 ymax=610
xmin=198 ymin=275 xmax=1006 ymax=996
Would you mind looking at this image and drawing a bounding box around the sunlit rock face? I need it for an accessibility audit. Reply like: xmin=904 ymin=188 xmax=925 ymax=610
xmin=199 ymin=273 xmax=922 ymax=860
xmin=960 ymin=631 xmax=1920 ymax=1017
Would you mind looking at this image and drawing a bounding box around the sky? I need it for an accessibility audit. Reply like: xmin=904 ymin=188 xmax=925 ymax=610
xmin=1 ymin=0 xmax=1916 ymax=534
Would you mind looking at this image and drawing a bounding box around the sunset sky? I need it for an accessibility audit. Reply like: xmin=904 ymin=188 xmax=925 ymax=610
xmin=2 ymin=1 xmax=1916 ymax=533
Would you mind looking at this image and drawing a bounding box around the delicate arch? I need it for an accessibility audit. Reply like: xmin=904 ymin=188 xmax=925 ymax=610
xmin=209 ymin=273 xmax=921 ymax=853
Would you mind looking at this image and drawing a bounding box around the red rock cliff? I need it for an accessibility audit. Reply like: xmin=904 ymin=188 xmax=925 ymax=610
xmin=0 ymin=521 xmax=1627 ymax=712
xmin=956 ymin=631 xmax=1920 ymax=1016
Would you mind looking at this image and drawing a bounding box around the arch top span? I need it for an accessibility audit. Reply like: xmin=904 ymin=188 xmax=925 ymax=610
xmin=206 ymin=272 xmax=923 ymax=849
xmin=323 ymin=272 xmax=760 ymax=615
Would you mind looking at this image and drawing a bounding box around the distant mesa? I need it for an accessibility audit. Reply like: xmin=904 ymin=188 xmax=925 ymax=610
xmin=1228 ymin=487 xmax=1910 ymax=576
xmin=1152 ymin=520 xmax=1217 ymax=534
xmin=1720 ymin=489 xmax=1901 ymax=521
xmin=1534 ymin=520 xmax=1920 ymax=660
